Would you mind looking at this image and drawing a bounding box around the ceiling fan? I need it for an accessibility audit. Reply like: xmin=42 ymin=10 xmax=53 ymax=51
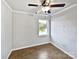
xmin=28 ymin=0 xmax=65 ymax=14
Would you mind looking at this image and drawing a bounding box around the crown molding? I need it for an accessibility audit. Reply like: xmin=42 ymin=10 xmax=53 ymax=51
xmin=13 ymin=10 xmax=47 ymax=16
xmin=53 ymin=4 xmax=77 ymax=16
xmin=2 ymin=0 xmax=13 ymax=12
xmin=3 ymin=0 xmax=77 ymax=16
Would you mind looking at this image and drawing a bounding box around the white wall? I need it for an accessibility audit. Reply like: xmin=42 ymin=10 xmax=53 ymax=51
xmin=51 ymin=6 xmax=77 ymax=58
xmin=1 ymin=1 xmax=13 ymax=59
xmin=13 ymin=13 xmax=50 ymax=49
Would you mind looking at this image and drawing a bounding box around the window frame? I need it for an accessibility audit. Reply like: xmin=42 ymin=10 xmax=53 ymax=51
xmin=38 ymin=19 xmax=48 ymax=37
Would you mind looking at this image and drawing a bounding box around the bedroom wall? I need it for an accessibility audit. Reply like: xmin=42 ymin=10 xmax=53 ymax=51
xmin=1 ymin=1 xmax=13 ymax=59
xmin=13 ymin=13 xmax=50 ymax=49
xmin=51 ymin=6 xmax=77 ymax=58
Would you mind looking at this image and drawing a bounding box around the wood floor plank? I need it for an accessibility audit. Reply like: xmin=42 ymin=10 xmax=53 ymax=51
xmin=8 ymin=43 xmax=73 ymax=59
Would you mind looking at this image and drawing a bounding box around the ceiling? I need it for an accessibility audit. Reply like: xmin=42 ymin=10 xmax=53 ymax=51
xmin=6 ymin=0 xmax=76 ymax=14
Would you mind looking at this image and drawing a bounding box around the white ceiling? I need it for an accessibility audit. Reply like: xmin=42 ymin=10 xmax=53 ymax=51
xmin=6 ymin=0 xmax=76 ymax=14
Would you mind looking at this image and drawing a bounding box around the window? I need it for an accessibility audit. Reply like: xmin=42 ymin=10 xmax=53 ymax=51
xmin=39 ymin=20 xmax=48 ymax=36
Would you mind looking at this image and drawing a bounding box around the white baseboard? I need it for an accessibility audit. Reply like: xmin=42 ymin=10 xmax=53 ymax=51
xmin=13 ymin=42 xmax=50 ymax=51
xmin=50 ymin=42 xmax=76 ymax=59
xmin=6 ymin=49 xmax=13 ymax=59
xmin=7 ymin=41 xmax=76 ymax=59
xmin=6 ymin=42 xmax=50 ymax=59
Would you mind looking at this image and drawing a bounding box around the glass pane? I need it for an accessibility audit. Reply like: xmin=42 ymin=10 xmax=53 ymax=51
xmin=39 ymin=20 xmax=48 ymax=36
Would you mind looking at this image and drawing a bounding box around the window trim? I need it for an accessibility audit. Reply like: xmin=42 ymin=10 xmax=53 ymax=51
xmin=38 ymin=19 xmax=48 ymax=37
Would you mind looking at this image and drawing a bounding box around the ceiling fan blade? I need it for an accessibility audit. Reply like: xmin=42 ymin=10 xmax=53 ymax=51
xmin=28 ymin=4 xmax=38 ymax=6
xmin=50 ymin=4 xmax=65 ymax=7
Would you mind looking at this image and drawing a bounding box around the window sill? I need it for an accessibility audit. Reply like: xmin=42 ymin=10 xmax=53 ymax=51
xmin=38 ymin=34 xmax=48 ymax=37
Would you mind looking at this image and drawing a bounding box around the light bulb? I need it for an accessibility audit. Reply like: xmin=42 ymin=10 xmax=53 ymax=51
xmin=42 ymin=7 xmax=50 ymax=12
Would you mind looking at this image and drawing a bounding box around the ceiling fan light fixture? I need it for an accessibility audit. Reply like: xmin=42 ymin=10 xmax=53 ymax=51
xmin=48 ymin=10 xmax=51 ymax=13
xmin=42 ymin=6 xmax=50 ymax=12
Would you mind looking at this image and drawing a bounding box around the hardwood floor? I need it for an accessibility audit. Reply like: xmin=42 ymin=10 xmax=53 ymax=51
xmin=9 ymin=43 xmax=73 ymax=59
